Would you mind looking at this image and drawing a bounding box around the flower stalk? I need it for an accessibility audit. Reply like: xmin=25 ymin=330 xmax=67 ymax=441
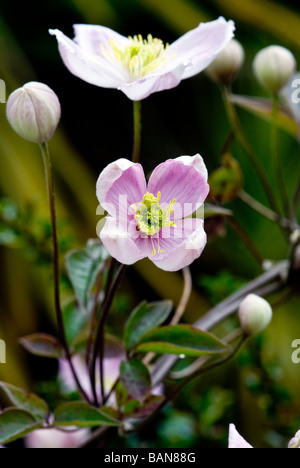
xmin=132 ymin=101 xmax=142 ymax=163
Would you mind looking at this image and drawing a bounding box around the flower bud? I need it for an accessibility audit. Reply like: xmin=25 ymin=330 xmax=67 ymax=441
xmin=6 ymin=82 xmax=61 ymax=144
xmin=238 ymin=294 xmax=273 ymax=335
xmin=253 ymin=45 xmax=296 ymax=93
xmin=288 ymin=430 xmax=300 ymax=449
xmin=206 ymin=39 xmax=245 ymax=84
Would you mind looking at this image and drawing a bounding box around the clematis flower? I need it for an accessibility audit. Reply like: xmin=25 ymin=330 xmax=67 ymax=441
xmin=49 ymin=18 xmax=235 ymax=101
xmin=228 ymin=424 xmax=253 ymax=448
xmin=96 ymin=154 xmax=209 ymax=272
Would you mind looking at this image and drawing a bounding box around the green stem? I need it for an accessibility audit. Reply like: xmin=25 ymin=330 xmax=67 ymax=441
xmin=222 ymin=86 xmax=280 ymax=214
xmin=132 ymin=100 xmax=142 ymax=163
xmin=39 ymin=143 xmax=91 ymax=404
xmin=271 ymin=94 xmax=290 ymax=217
xmin=227 ymin=216 xmax=265 ymax=267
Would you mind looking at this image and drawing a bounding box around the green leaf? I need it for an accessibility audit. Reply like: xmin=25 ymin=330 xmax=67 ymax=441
xmin=124 ymin=300 xmax=173 ymax=351
xmin=135 ymin=325 xmax=231 ymax=357
xmin=123 ymin=395 xmax=164 ymax=419
xmin=63 ymin=299 xmax=90 ymax=346
xmin=66 ymin=241 xmax=109 ymax=311
xmin=208 ymin=153 xmax=243 ymax=203
xmin=19 ymin=334 xmax=63 ymax=359
xmin=0 ymin=382 xmax=49 ymax=421
xmin=230 ymin=94 xmax=299 ymax=139
xmin=120 ymin=360 xmax=151 ymax=402
xmin=54 ymin=402 xmax=120 ymax=428
xmin=0 ymin=409 xmax=42 ymax=445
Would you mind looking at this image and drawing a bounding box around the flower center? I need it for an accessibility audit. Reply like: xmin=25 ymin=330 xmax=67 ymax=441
xmin=108 ymin=34 xmax=169 ymax=80
xmin=131 ymin=192 xmax=176 ymax=255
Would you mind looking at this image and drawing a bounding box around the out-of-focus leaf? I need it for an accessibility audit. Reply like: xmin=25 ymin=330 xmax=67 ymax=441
xmin=66 ymin=240 xmax=109 ymax=312
xmin=54 ymin=402 xmax=120 ymax=428
xmin=123 ymin=394 xmax=164 ymax=419
xmin=230 ymin=95 xmax=299 ymax=139
xmin=136 ymin=325 xmax=231 ymax=357
xmin=0 ymin=409 xmax=42 ymax=445
xmin=19 ymin=334 xmax=63 ymax=359
xmin=0 ymin=382 xmax=49 ymax=421
xmin=124 ymin=300 xmax=173 ymax=351
xmin=208 ymin=153 xmax=243 ymax=203
xmin=120 ymin=360 xmax=151 ymax=402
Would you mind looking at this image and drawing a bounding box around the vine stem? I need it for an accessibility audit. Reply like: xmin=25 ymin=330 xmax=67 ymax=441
xmin=132 ymin=101 xmax=142 ymax=163
xmin=222 ymin=86 xmax=280 ymax=215
xmin=39 ymin=143 xmax=91 ymax=404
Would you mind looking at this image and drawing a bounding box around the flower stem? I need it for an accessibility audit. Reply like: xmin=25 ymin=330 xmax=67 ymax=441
xmin=90 ymin=262 xmax=127 ymax=406
xmin=132 ymin=100 xmax=142 ymax=163
xmin=271 ymin=94 xmax=290 ymax=217
xmin=227 ymin=216 xmax=265 ymax=267
xmin=39 ymin=143 xmax=91 ymax=404
xmin=222 ymin=86 xmax=280 ymax=214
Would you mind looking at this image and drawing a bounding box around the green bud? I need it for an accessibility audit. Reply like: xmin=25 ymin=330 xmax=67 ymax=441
xmin=206 ymin=39 xmax=245 ymax=85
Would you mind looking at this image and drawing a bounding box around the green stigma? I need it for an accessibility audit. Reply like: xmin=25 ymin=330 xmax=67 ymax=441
xmin=103 ymin=34 xmax=170 ymax=81
xmin=132 ymin=192 xmax=176 ymax=255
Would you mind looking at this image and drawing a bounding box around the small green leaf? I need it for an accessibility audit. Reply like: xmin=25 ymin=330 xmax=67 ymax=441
xmin=120 ymin=360 xmax=151 ymax=402
xmin=135 ymin=325 xmax=231 ymax=357
xmin=0 ymin=382 xmax=49 ymax=421
xmin=54 ymin=402 xmax=120 ymax=428
xmin=19 ymin=334 xmax=63 ymax=359
xmin=125 ymin=300 xmax=173 ymax=351
xmin=0 ymin=409 xmax=42 ymax=445
xmin=123 ymin=395 xmax=164 ymax=419
xmin=66 ymin=241 xmax=109 ymax=311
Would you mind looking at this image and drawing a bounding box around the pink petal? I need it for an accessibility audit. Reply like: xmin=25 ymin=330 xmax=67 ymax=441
xmin=167 ymin=17 xmax=235 ymax=80
xmin=175 ymin=154 xmax=208 ymax=182
xmin=151 ymin=218 xmax=207 ymax=272
xmin=119 ymin=63 xmax=186 ymax=101
xmin=228 ymin=424 xmax=253 ymax=448
xmin=96 ymin=159 xmax=147 ymax=216
xmin=100 ymin=217 xmax=146 ymax=265
xmin=49 ymin=28 xmax=127 ymax=87
xmin=147 ymin=157 xmax=209 ymax=218
xmin=73 ymin=24 xmax=128 ymax=56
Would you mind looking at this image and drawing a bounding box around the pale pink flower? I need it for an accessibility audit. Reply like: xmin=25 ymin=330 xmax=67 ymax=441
xmin=228 ymin=424 xmax=253 ymax=448
xmin=49 ymin=18 xmax=235 ymax=101
xmin=25 ymin=428 xmax=89 ymax=449
xmin=96 ymin=154 xmax=209 ymax=272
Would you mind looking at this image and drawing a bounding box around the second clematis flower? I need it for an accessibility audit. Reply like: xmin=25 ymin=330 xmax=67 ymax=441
xmin=96 ymin=155 xmax=209 ymax=272
xmin=49 ymin=18 xmax=235 ymax=101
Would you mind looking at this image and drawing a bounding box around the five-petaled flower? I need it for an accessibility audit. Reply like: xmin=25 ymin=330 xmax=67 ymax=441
xmin=49 ymin=18 xmax=235 ymax=101
xmin=96 ymin=155 xmax=209 ymax=272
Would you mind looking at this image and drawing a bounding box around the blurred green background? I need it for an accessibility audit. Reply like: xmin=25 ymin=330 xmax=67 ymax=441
xmin=1 ymin=0 xmax=300 ymax=448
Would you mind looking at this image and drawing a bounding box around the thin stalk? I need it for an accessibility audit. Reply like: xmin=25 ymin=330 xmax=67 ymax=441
xmin=90 ymin=263 xmax=127 ymax=406
xmin=39 ymin=143 xmax=91 ymax=404
xmin=222 ymin=86 xmax=280 ymax=214
xmin=271 ymin=94 xmax=290 ymax=217
xmin=132 ymin=100 xmax=142 ymax=163
xmin=291 ymin=180 xmax=300 ymax=225
xmin=170 ymin=267 xmax=193 ymax=325
xmin=227 ymin=216 xmax=265 ymax=267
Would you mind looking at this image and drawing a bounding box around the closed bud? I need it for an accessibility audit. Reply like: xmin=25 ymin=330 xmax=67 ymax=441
xmin=206 ymin=39 xmax=245 ymax=84
xmin=253 ymin=45 xmax=296 ymax=93
xmin=238 ymin=294 xmax=273 ymax=335
xmin=6 ymin=82 xmax=61 ymax=144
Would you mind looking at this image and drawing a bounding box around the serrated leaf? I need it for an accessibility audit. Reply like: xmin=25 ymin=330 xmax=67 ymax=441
xmin=66 ymin=241 xmax=109 ymax=312
xmin=54 ymin=402 xmax=120 ymax=428
xmin=124 ymin=301 xmax=173 ymax=351
xmin=0 ymin=409 xmax=42 ymax=445
xmin=19 ymin=334 xmax=63 ymax=359
xmin=135 ymin=325 xmax=231 ymax=357
xmin=120 ymin=360 xmax=151 ymax=402
xmin=123 ymin=395 xmax=164 ymax=419
xmin=0 ymin=382 xmax=49 ymax=421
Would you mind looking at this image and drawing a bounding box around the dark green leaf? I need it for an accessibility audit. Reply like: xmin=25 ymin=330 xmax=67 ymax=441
xmin=63 ymin=299 xmax=90 ymax=346
xmin=120 ymin=360 xmax=151 ymax=402
xmin=0 ymin=409 xmax=42 ymax=445
xmin=19 ymin=334 xmax=63 ymax=359
xmin=125 ymin=300 xmax=173 ymax=350
xmin=0 ymin=382 xmax=49 ymax=421
xmin=123 ymin=395 xmax=164 ymax=419
xmin=66 ymin=241 xmax=109 ymax=311
xmin=135 ymin=325 xmax=231 ymax=357
xmin=54 ymin=402 xmax=120 ymax=428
